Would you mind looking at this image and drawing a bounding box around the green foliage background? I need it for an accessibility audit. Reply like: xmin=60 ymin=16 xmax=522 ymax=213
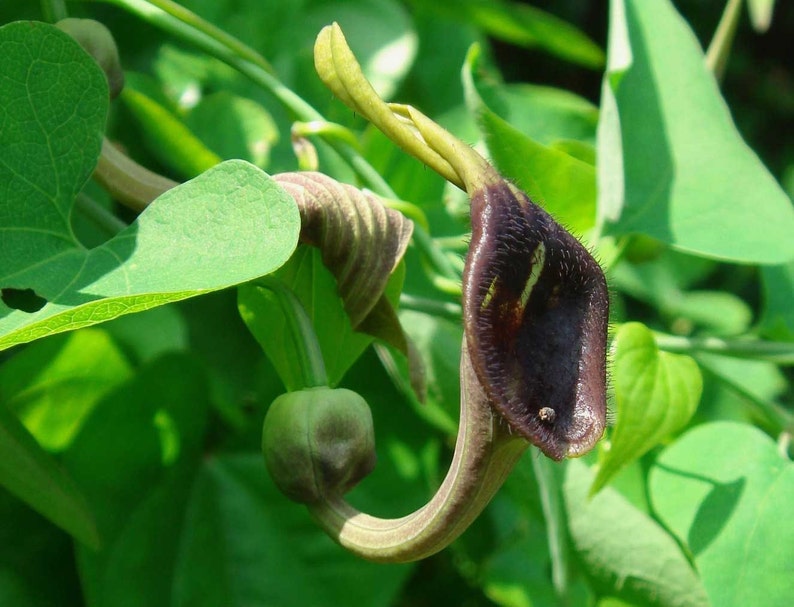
xmin=1 ymin=1 xmax=793 ymax=606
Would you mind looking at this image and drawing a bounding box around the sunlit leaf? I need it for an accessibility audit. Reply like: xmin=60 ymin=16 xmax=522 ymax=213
xmin=650 ymin=422 xmax=794 ymax=607
xmin=597 ymin=0 xmax=794 ymax=263
xmin=0 ymin=329 xmax=133 ymax=451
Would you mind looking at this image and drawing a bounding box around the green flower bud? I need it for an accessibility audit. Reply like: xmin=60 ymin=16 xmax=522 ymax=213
xmin=56 ymin=18 xmax=124 ymax=100
xmin=262 ymin=387 xmax=376 ymax=504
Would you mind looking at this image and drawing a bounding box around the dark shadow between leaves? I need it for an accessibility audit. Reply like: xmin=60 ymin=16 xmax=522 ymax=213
xmin=654 ymin=462 xmax=745 ymax=556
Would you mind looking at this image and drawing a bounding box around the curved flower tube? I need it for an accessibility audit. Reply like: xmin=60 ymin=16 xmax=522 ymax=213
xmin=284 ymin=24 xmax=610 ymax=561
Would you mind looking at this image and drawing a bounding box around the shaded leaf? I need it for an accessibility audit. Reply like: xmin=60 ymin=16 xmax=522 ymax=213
xmin=173 ymin=454 xmax=413 ymax=607
xmin=0 ymin=403 xmax=99 ymax=549
xmin=0 ymin=487 xmax=83 ymax=607
xmin=649 ymin=422 xmax=794 ymax=607
xmin=564 ymin=459 xmax=709 ymax=607
xmin=65 ymin=354 xmax=211 ymax=607
xmin=597 ymin=0 xmax=794 ymax=263
xmin=592 ymin=322 xmax=701 ymax=493
xmin=121 ymin=75 xmax=221 ymax=178
xmin=415 ymin=0 xmax=604 ymax=69
xmin=760 ymin=261 xmax=794 ymax=340
xmin=611 ymin=253 xmax=753 ymax=336
xmin=0 ymin=329 xmax=133 ymax=451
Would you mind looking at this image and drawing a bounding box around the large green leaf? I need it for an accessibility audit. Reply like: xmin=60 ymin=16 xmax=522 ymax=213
xmin=649 ymin=422 xmax=794 ymax=607
xmin=173 ymin=454 xmax=414 ymax=607
xmin=0 ymin=21 xmax=106 ymax=279
xmin=0 ymin=22 xmax=299 ymax=350
xmin=592 ymin=322 xmax=701 ymax=493
xmin=597 ymin=0 xmax=794 ymax=263
xmin=0 ymin=158 xmax=300 ymax=350
xmin=564 ymin=459 xmax=709 ymax=607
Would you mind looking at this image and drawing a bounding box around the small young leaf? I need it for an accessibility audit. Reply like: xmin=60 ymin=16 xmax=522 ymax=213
xmin=591 ymin=322 xmax=701 ymax=493
xmin=649 ymin=422 xmax=794 ymax=607
xmin=239 ymin=246 xmax=372 ymax=390
xmin=565 ymin=459 xmax=709 ymax=607
xmin=65 ymin=354 xmax=212 ymax=606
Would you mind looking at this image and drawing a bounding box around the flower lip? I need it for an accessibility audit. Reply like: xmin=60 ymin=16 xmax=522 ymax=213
xmin=462 ymin=179 xmax=609 ymax=460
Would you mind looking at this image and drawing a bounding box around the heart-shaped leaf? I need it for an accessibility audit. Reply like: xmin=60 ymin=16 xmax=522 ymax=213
xmin=0 ymin=22 xmax=300 ymax=350
xmin=597 ymin=0 xmax=794 ymax=263
xmin=591 ymin=322 xmax=701 ymax=493
xmin=1 ymin=158 xmax=300 ymax=350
